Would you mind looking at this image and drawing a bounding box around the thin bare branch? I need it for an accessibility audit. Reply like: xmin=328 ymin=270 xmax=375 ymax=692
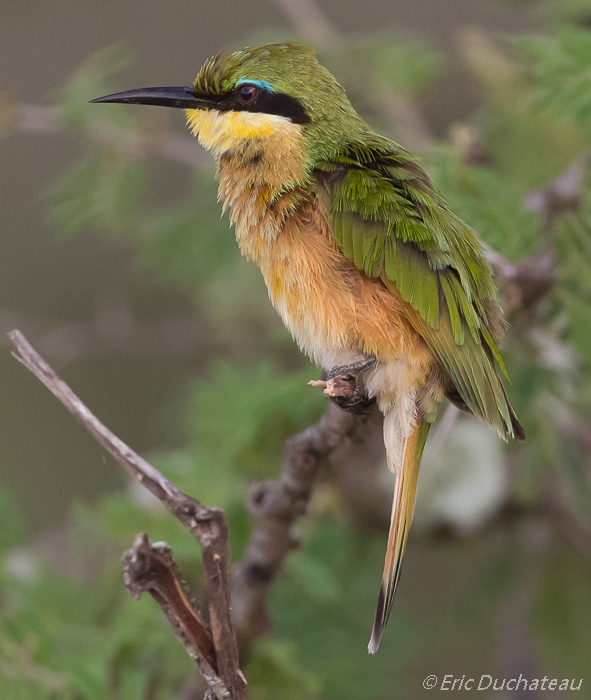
xmin=8 ymin=329 xmax=245 ymax=700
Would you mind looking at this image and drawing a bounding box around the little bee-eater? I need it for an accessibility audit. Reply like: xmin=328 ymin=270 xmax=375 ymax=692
xmin=92 ymin=42 xmax=524 ymax=653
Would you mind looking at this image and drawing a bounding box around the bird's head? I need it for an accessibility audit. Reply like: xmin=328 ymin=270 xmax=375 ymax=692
xmin=92 ymin=43 xmax=368 ymax=172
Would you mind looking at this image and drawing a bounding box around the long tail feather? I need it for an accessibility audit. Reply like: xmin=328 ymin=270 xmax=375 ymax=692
xmin=368 ymin=414 xmax=431 ymax=654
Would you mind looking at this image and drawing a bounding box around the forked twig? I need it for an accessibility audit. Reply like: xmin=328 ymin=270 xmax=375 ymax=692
xmin=8 ymin=329 xmax=245 ymax=700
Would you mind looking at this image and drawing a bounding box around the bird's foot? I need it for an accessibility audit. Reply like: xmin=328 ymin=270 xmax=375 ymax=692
xmin=308 ymin=359 xmax=377 ymax=415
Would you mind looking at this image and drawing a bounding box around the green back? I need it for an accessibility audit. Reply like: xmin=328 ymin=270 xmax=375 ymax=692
xmin=315 ymin=140 xmax=519 ymax=439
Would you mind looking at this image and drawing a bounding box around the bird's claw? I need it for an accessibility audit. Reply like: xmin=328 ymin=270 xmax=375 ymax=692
xmin=308 ymin=359 xmax=376 ymax=414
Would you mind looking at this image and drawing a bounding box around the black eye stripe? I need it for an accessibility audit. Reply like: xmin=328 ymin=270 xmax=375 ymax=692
xmin=257 ymin=93 xmax=311 ymax=124
xmin=197 ymin=87 xmax=311 ymax=124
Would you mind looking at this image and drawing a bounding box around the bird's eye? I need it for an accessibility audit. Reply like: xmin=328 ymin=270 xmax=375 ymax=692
xmin=237 ymin=84 xmax=258 ymax=104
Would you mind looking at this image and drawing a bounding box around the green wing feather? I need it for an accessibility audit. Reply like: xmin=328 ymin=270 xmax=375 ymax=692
xmin=316 ymin=141 xmax=523 ymax=441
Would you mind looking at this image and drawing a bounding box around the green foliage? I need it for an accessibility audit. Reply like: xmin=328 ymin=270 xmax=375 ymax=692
xmin=135 ymin=174 xmax=273 ymax=326
xmin=57 ymin=44 xmax=135 ymax=128
xmin=368 ymin=36 xmax=441 ymax=99
xmin=555 ymin=187 xmax=591 ymax=365
xmin=518 ymin=28 xmax=591 ymax=133
xmin=138 ymin=174 xmax=234 ymax=290
xmin=239 ymin=522 xmax=404 ymax=700
xmin=190 ymin=361 xmax=325 ymax=479
xmin=0 ymin=563 xmax=196 ymax=700
xmin=267 ymin=520 xmax=415 ymax=700
xmin=0 ymin=491 xmax=195 ymax=699
xmin=431 ymin=150 xmax=543 ymax=260
xmin=47 ymin=151 xmax=145 ymax=236
xmin=0 ymin=359 xmax=332 ymax=698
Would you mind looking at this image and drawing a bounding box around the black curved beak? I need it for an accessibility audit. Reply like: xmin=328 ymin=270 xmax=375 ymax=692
xmin=90 ymin=86 xmax=216 ymax=110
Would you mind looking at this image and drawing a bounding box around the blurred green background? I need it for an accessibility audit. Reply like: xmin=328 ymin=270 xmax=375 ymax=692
xmin=1 ymin=0 xmax=591 ymax=698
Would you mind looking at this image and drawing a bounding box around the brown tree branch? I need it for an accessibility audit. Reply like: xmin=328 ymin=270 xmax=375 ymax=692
xmin=7 ymin=327 xmax=376 ymax=681
xmin=8 ymin=329 xmax=245 ymax=700
xmin=482 ymin=243 xmax=556 ymax=314
xmin=526 ymin=160 xmax=584 ymax=232
xmin=123 ymin=534 xmax=220 ymax=689
xmin=232 ymin=400 xmax=369 ymax=647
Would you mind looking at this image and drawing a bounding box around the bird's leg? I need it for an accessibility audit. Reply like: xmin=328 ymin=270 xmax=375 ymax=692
xmin=308 ymin=359 xmax=377 ymax=414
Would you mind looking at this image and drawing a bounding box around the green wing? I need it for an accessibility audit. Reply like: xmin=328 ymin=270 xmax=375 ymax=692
xmin=315 ymin=142 xmax=523 ymax=440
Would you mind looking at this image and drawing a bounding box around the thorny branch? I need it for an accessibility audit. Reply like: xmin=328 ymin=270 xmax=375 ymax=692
xmin=8 ymin=329 xmax=245 ymax=700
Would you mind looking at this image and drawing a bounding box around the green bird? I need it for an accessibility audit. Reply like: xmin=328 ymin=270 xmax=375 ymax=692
xmin=92 ymin=42 xmax=524 ymax=653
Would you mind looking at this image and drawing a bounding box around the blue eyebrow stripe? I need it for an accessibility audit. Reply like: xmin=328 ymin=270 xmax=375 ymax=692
xmin=236 ymin=78 xmax=275 ymax=93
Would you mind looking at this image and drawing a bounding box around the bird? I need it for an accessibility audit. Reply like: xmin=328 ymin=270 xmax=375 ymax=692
xmin=91 ymin=42 xmax=524 ymax=653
